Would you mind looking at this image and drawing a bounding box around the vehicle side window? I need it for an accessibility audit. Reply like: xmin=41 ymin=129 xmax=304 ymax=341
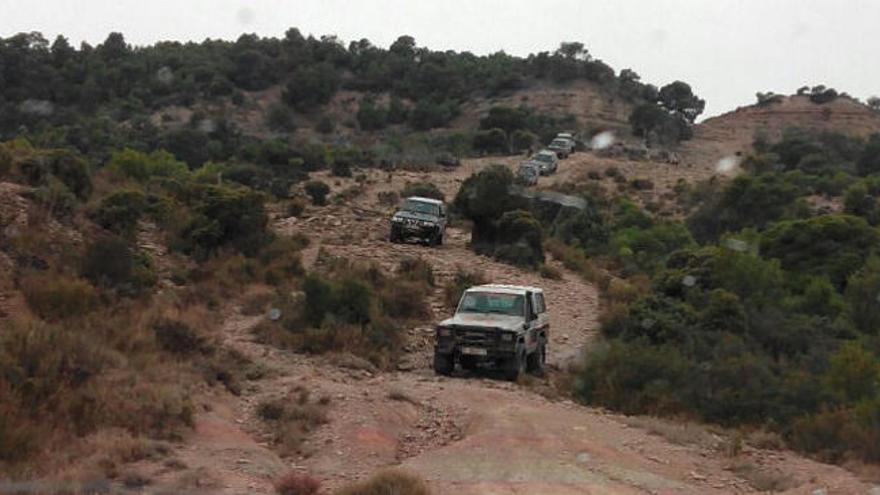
xmin=535 ymin=293 xmax=546 ymax=314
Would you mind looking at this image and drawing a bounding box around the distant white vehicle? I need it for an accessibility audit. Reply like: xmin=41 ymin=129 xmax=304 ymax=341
xmin=548 ymin=137 xmax=574 ymax=158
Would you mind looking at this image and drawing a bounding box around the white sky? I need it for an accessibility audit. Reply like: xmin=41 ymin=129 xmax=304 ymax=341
xmin=1 ymin=0 xmax=878 ymax=118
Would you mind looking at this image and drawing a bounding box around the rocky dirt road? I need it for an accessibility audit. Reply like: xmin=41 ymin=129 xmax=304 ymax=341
xmin=143 ymin=155 xmax=875 ymax=494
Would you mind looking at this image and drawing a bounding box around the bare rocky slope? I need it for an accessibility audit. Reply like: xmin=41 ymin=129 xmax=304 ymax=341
xmin=679 ymin=95 xmax=880 ymax=168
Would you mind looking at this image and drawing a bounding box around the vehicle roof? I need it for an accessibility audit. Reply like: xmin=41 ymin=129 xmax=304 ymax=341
xmin=405 ymin=196 xmax=443 ymax=205
xmin=466 ymin=284 xmax=544 ymax=295
xmin=536 ymin=149 xmax=556 ymax=156
xmin=557 ymin=132 xmax=574 ymax=138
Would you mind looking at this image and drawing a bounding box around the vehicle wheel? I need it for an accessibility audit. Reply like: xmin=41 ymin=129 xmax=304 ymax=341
xmin=389 ymin=229 xmax=400 ymax=243
xmin=436 ymin=231 xmax=444 ymax=246
xmin=433 ymin=352 xmax=454 ymax=376
xmin=527 ymin=343 xmax=546 ymax=376
xmin=504 ymin=351 xmax=525 ymax=381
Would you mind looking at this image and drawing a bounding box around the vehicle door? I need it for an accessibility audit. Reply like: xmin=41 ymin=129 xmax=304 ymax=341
xmin=533 ymin=292 xmax=549 ymax=342
xmin=524 ymin=291 xmax=539 ymax=352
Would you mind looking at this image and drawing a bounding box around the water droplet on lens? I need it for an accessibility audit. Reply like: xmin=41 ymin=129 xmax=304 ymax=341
xmin=156 ymin=66 xmax=174 ymax=85
xmin=724 ymin=238 xmax=749 ymax=252
xmin=715 ymin=155 xmax=740 ymax=174
xmin=641 ymin=318 xmax=655 ymax=329
xmin=590 ymin=131 xmax=615 ymax=150
xmin=682 ymin=275 xmax=697 ymax=287
xmin=268 ymin=308 xmax=282 ymax=321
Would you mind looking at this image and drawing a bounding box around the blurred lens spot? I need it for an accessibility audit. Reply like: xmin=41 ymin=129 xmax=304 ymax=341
xmin=590 ymin=131 xmax=615 ymax=150
xmin=18 ymin=99 xmax=54 ymax=116
xmin=682 ymin=275 xmax=697 ymax=287
xmin=197 ymin=119 xmax=217 ymax=133
xmin=716 ymin=156 xmax=740 ymax=174
xmin=156 ymin=66 xmax=174 ymax=85
xmin=641 ymin=318 xmax=655 ymax=329
xmin=724 ymin=238 xmax=749 ymax=252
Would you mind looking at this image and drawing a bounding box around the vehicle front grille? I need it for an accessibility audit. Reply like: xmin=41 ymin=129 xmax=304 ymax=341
xmin=454 ymin=327 xmax=497 ymax=347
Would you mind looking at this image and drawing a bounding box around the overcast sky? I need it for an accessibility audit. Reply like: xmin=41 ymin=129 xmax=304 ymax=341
xmin=1 ymin=0 xmax=878 ymax=118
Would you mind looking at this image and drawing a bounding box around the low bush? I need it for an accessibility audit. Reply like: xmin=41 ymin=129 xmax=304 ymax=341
xmin=286 ymin=197 xmax=307 ymax=218
xmin=304 ymin=180 xmax=330 ymax=206
xmin=444 ymin=268 xmax=487 ymax=308
xmin=396 ymin=257 xmax=435 ymax=287
xmin=400 ymin=181 xmax=444 ymax=201
xmin=377 ymin=190 xmax=399 ymax=207
xmin=539 ymin=264 xmax=563 ymax=280
xmin=92 ymin=189 xmax=149 ymax=236
xmin=258 ymin=387 xmax=329 ymax=457
xmin=334 ymin=469 xmax=430 ymax=495
xmin=81 ymin=236 xmax=156 ymax=295
xmin=275 ymin=473 xmax=321 ymax=495
xmin=21 ymin=273 xmax=97 ymax=321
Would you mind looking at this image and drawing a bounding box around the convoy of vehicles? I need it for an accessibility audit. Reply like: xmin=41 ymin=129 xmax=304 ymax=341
xmin=389 ymin=196 xmax=447 ymax=246
xmin=433 ymin=284 xmax=549 ymax=381
xmin=518 ymin=132 xmax=578 ymax=185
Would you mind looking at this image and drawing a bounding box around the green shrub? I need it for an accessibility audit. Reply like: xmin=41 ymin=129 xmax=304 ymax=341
xmin=180 ymin=184 xmax=270 ymax=258
xmin=494 ymin=209 xmax=544 ymax=267
xmin=760 ymin=214 xmax=878 ymax=289
xmin=357 ymin=97 xmax=388 ymax=131
xmin=92 ymin=189 xmax=148 ymax=236
xmin=303 ymin=274 xmax=372 ymax=327
xmin=107 ymin=148 xmax=188 ymax=181
xmin=266 ymin=104 xmax=296 ymax=132
xmin=21 ymin=273 xmax=97 ymax=321
xmin=400 ymin=181 xmax=444 ymax=201
xmin=80 ymin=236 xmax=156 ymax=295
xmin=511 ymin=129 xmax=538 ymax=153
xmin=472 ymin=127 xmax=508 ymax=154
xmin=304 ymin=180 xmax=330 ymax=206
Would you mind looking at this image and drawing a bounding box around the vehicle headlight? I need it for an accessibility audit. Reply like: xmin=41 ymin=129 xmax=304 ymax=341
xmin=501 ymin=333 xmax=514 ymax=342
xmin=419 ymin=220 xmax=434 ymax=227
xmin=437 ymin=327 xmax=452 ymax=337
xmin=392 ymin=215 xmax=403 ymax=223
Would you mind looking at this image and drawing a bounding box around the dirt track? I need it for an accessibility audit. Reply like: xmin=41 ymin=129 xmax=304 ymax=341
xmin=143 ymin=155 xmax=875 ymax=494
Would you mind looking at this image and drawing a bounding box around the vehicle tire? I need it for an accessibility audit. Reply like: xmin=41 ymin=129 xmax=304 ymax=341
xmin=504 ymin=351 xmax=525 ymax=382
xmin=433 ymin=352 xmax=454 ymax=376
xmin=437 ymin=231 xmax=444 ymax=246
xmin=389 ymin=229 xmax=400 ymax=243
xmin=527 ymin=343 xmax=546 ymax=376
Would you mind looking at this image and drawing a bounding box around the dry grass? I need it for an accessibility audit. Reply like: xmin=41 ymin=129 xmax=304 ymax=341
xmin=334 ymin=469 xmax=430 ymax=495
xmin=258 ymin=386 xmax=330 ymax=458
xmin=539 ymin=263 xmax=563 ymax=280
xmin=20 ymin=272 xmax=97 ymax=321
xmin=621 ymin=416 xmax=717 ymax=449
xmin=387 ymin=386 xmax=421 ymax=406
xmin=726 ymin=458 xmax=798 ymax=492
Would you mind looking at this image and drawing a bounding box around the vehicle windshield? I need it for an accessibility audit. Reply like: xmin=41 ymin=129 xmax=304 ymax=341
xmin=533 ymin=153 xmax=554 ymax=163
xmin=458 ymin=292 xmax=524 ymax=316
xmin=551 ymin=139 xmax=567 ymax=146
xmin=519 ymin=166 xmax=537 ymax=176
xmin=401 ymin=199 xmax=440 ymax=216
